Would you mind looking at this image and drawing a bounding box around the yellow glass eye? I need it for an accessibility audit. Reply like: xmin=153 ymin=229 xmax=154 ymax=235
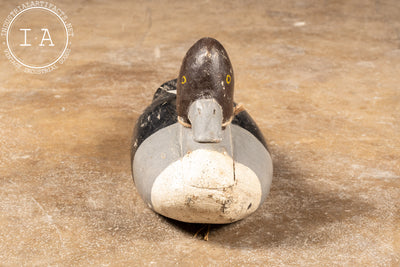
xmin=181 ymin=75 xmax=187 ymax=84
xmin=226 ymin=74 xmax=231 ymax=84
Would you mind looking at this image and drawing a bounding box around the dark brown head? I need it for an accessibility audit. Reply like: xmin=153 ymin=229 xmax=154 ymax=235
xmin=177 ymin=37 xmax=234 ymax=126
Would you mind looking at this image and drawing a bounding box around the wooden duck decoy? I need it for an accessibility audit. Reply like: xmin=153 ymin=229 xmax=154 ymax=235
xmin=131 ymin=37 xmax=273 ymax=224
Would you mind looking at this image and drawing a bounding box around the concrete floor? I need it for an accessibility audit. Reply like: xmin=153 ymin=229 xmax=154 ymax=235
xmin=1 ymin=0 xmax=399 ymax=265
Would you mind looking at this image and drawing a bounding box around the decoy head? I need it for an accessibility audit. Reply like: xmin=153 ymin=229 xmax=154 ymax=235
xmin=177 ymin=37 xmax=234 ymax=143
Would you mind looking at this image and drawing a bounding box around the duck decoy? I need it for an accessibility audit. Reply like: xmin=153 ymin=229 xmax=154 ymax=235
xmin=131 ymin=37 xmax=273 ymax=224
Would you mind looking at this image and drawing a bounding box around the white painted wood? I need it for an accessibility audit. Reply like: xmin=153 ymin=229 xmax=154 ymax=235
xmin=151 ymin=149 xmax=262 ymax=224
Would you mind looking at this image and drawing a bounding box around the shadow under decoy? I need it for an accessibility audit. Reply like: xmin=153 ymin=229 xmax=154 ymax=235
xmin=160 ymin=216 xmax=229 ymax=241
xmin=160 ymin=148 xmax=375 ymax=248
